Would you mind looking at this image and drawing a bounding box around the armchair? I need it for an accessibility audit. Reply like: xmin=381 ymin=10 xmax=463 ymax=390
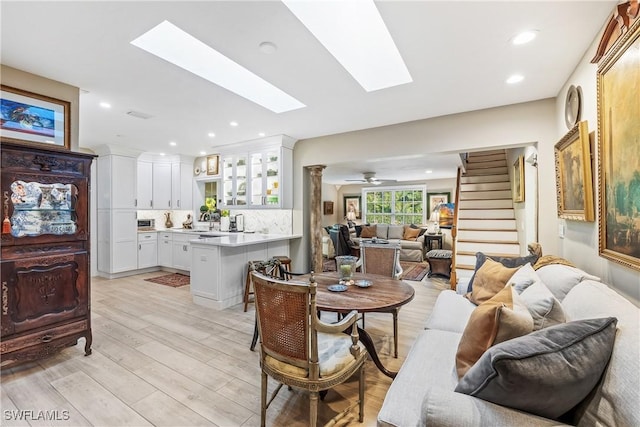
xmin=252 ymin=271 xmax=368 ymax=427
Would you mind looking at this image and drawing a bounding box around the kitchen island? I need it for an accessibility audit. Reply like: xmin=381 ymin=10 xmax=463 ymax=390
xmin=190 ymin=233 xmax=302 ymax=310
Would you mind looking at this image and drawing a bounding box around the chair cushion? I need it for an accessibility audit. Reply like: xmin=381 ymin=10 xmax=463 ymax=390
xmin=455 ymin=317 xmax=618 ymax=420
xmin=264 ymin=332 xmax=365 ymax=378
xmin=465 ymin=258 xmax=520 ymax=305
xmin=360 ymin=225 xmax=377 ymax=238
xmin=456 ymin=285 xmax=533 ymax=378
xmin=425 ymin=249 xmax=452 ymax=259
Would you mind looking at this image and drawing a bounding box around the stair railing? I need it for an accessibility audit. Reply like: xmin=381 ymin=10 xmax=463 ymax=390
xmin=450 ymin=166 xmax=462 ymax=289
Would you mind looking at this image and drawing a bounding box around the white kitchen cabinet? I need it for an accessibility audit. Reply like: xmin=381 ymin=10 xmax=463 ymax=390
xmin=172 ymin=233 xmax=192 ymax=271
xmin=138 ymin=232 xmax=158 ymax=269
xmin=248 ymin=147 xmax=291 ymax=208
xmin=136 ymin=160 xmax=153 ymax=209
xmin=97 ymin=209 xmax=138 ymax=274
xmin=158 ymin=231 xmax=173 ymax=268
xmin=171 ymin=161 xmax=193 ymax=210
xmin=153 ymin=162 xmax=172 ymax=209
xmin=221 ymin=154 xmax=248 ymax=207
xmin=98 ymin=154 xmax=137 ymax=209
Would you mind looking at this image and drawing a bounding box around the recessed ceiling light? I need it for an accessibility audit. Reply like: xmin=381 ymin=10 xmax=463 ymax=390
xmin=283 ymin=0 xmax=412 ymax=92
xmin=99 ymin=102 xmax=111 ymax=109
xmin=200 ymin=151 xmax=207 ymax=156
xmin=159 ymin=152 xmax=166 ymax=156
xmin=506 ymin=74 xmax=524 ymax=84
xmin=169 ymin=141 xmax=177 ymax=146
xmin=230 ymin=121 xmax=238 ymax=127
xmin=259 ymin=41 xmax=277 ymax=54
xmin=207 ymin=132 xmax=216 ymax=138
xmin=258 ymin=132 xmax=266 ymax=137
xmin=425 ymin=170 xmax=433 ymax=174
xmin=512 ymin=30 xmax=538 ymax=45
xmin=131 ymin=20 xmax=305 ymax=113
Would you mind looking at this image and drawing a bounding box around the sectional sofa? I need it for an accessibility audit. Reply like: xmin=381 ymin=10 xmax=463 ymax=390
xmin=350 ymin=223 xmax=426 ymax=262
xmin=378 ymin=261 xmax=639 ymax=427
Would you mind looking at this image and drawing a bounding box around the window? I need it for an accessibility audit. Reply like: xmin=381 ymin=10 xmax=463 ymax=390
xmin=363 ymin=186 xmax=425 ymax=224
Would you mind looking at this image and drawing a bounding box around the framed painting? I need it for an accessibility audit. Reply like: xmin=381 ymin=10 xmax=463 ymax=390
xmin=597 ymin=18 xmax=640 ymax=271
xmin=0 ymin=85 xmax=70 ymax=150
xmin=343 ymin=195 xmax=361 ymax=219
xmin=438 ymin=203 xmax=455 ymax=229
xmin=323 ymin=201 xmax=334 ymax=215
xmin=554 ymin=120 xmax=595 ymax=221
xmin=206 ymin=155 xmax=219 ymax=176
xmin=512 ymin=155 xmax=525 ymax=202
xmin=427 ymin=192 xmax=450 ymax=216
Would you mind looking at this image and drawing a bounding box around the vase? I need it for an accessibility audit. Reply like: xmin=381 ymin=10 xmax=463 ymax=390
xmin=336 ymin=255 xmax=358 ymax=282
xmin=220 ymin=216 xmax=230 ymax=232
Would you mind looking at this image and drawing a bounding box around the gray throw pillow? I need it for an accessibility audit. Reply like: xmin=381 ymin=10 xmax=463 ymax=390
xmin=455 ymin=317 xmax=617 ymax=420
xmin=467 ymin=252 xmax=539 ymax=293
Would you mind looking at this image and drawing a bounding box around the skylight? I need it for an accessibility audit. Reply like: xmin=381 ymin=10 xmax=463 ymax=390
xmin=130 ymin=20 xmax=305 ymax=113
xmin=282 ymin=0 xmax=412 ymax=92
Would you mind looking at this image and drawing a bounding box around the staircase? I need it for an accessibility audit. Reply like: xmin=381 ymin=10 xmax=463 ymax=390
xmin=454 ymin=150 xmax=520 ymax=282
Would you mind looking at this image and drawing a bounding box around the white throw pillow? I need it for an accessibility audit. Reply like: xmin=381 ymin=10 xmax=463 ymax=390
xmin=519 ymin=281 xmax=566 ymax=330
xmin=388 ymin=225 xmax=404 ymax=240
xmin=376 ymin=223 xmax=389 ymax=239
xmin=508 ymin=263 xmax=540 ymax=294
xmin=535 ymin=265 xmax=601 ymax=302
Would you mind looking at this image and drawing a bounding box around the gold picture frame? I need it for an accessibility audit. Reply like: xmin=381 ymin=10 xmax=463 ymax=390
xmin=512 ymin=155 xmax=524 ymax=203
xmin=206 ymin=155 xmax=219 ymax=176
xmin=597 ymin=17 xmax=640 ymax=271
xmin=554 ymin=121 xmax=594 ymax=221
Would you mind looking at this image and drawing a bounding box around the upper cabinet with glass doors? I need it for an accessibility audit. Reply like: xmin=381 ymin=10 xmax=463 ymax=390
xmin=219 ymin=135 xmax=295 ymax=209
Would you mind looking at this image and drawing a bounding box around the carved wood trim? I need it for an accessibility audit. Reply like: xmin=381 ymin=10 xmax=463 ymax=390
xmin=591 ymin=0 xmax=639 ymax=63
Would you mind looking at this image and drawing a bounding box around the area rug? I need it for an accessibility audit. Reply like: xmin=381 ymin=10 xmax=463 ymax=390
xmin=399 ymin=261 xmax=430 ymax=281
xmin=144 ymin=273 xmax=190 ymax=288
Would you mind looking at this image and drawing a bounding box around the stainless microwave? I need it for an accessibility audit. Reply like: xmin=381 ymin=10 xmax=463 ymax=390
xmin=137 ymin=219 xmax=155 ymax=229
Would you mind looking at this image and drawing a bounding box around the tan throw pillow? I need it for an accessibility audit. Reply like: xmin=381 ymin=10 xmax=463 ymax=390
xmin=403 ymin=225 xmax=421 ymax=241
xmin=456 ymin=286 xmax=534 ymax=378
xmin=466 ymin=258 xmax=520 ymax=305
xmin=360 ymin=225 xmax=377 ymax=238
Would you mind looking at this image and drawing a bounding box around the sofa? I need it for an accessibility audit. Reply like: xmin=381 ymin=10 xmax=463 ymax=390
xmin=351 ymin=223 xmax=426 ymax=262
xmin=378 ymin=260 xmax=639 ymax=427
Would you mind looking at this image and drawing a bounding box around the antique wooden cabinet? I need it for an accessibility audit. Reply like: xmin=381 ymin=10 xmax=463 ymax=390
xmin=1 ymin=141 xmax=94 ymax=368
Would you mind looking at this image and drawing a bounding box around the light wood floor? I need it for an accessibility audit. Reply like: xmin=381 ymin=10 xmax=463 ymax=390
xmin=1 ymin=271 xmax=448 ymax=426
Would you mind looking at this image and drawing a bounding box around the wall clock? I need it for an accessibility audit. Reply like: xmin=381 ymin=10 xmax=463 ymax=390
xmin=564 ymin=85 xmax=582 ymax=129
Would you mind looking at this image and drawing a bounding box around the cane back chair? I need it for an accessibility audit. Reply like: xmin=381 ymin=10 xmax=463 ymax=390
xmin=360 ymin=242 xmax=403 ymax=358
xmin=251 ymin=270 xmax=367 ymax=427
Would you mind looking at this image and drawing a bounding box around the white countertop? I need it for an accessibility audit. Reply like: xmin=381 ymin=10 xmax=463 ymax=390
xmin=190 ymin=232 xmax=302 ymax=247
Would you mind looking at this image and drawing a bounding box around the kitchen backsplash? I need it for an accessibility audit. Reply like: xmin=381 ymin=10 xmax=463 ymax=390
xmin=137 ymin=209 xmax=292 ymax=234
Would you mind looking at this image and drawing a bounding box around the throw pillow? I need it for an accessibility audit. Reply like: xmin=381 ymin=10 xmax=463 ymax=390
xmin=519 ymin=281 xmax=566 ymax=330
xmin=456 ymin=286 xmax=534 ymax=378
xmin=508 ymin=263 xmax=540 ymax=294
xmin=467 ymin=252 xmax=540 ymax=293
xmin=360 ymin=225 xmax=377 ymax=238
xmin=403 ymin=225 xmax=421 ymax=241
xmin=455 ymin=317 xmax=618 ymax=420
xmin=376 ymin=223 xmax=389 ymax=239
xmin=465 ymin=258 xmax=520 ymax=305
xmin=534 ymin=264 xmax=601 ymax=302
xmin=410 ymin=223 xmax=428 ymax=237
xmin=388 ymin=225 xmax=404 ymax=240
xmin=354 ymin=225 xmax=363 ymax=237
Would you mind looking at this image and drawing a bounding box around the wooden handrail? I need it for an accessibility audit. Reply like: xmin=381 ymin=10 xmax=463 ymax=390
xmin=450 ymin=166 xmax=462 ymax=289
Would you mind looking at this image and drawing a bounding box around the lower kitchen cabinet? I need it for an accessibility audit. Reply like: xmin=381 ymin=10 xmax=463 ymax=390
xmin=138 ymin=232 xmax=158 ymax=269
xmin=158 ymin=231 xmax=173 ymax=268
xmin=172 ymin=233 xmax=192 ymax=271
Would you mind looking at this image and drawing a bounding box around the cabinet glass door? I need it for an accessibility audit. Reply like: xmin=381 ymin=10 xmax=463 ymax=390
xmin=250 ymin=152 xmax=264 ymax=206
xmin=221 ymin=155 xmax=248 ymax=206
xmin=6 ymin=180 xmax=78 ymax=237
xmin=265 ymin=150 xmax=280 ymax=206
xmin=235 ymin=155 xmax=247 ymax=206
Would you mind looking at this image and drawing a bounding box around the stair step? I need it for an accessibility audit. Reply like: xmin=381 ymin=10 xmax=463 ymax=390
xmin=456 ymin=241 xmax=520 ymax=254
xmin=458 ymin=209 xmax=515 ymax=219
xmin=464 ymin=160 xmax=507 ymax=170
xmin=458 ymin=219 xmax=516 ymax=229
xmin=466 ymin=153 xmax=505 ymax=163
xmin=459 ymin=190 xmax=512 ymax=200
xmin=463 ymin=166 xmax=509 ymax=176
xmin=457 ymin=250 xmax=526 ymax=258
xmin=458 ymin=199 xmax=513 ymax=209
xmin=468 ymin=149 xmax=505 ymax=157
xmin=461 ymin=174 xmax=510 ymax=184
xmin=461 ymin=181 xmax=511 ymax=191
xmin=455 ymin=264 xmax=475 ymax=271
xmin=457 ymin=229 xmax=518 ymax=241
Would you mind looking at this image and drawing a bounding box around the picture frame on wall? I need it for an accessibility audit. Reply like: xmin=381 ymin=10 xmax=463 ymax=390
xmin=554 ymin=120 xmax=594 ymax=221
xmin=343 ymin=195 xmax=361 ymax=219
xmin=512 ymin=155 xmax=525 ymax=203
xmin=0 ymin=85 xmax=70 ymax=150
xmin=323 ymin=201 xmax=334 ymax=215
xmin=427 ymin=192 xmax=450 ymax=216
xmin=206 ymin=155 xmax=219 ymax=176
xmin=597 ymin=18 xmax=640 ymax=271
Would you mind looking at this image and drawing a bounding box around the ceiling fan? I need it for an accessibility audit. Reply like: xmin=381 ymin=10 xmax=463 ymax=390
xmin=346 ymin=172 xmax=397 ymax=185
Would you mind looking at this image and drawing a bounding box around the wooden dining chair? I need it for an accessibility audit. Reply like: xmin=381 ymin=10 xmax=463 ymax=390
xmin=252 ymin=271 xmax=367 ymax=427
xmin=360 ymin=242 xmax=403 ymax=358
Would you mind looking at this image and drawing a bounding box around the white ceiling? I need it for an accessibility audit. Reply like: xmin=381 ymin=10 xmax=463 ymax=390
xmin=0 ymin=1 xmax=615 ymax=184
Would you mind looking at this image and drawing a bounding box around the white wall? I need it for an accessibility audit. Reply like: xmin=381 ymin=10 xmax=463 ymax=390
xmin=553 ymin=19 xmax=639 ymax=304
xmin=291 ymin=99 xmax=558 ymax=273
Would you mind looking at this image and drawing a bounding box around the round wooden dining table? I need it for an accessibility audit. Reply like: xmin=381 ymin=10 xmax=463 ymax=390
xmin=307 ymin=271 xmax=415 ymax=378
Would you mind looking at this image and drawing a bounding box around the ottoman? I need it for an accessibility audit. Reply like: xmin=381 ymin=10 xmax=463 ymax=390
xmin=426 ymin=249 xmax=452 ymax=279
